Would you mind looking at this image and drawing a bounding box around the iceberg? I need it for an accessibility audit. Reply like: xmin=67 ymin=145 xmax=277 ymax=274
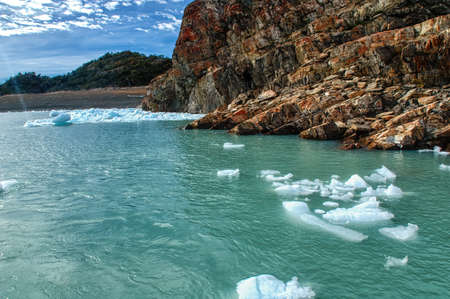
xmin=236 ymin=275 xmax=315 ymax=299
xmin=379 ymin=223 xmax=418 ymax=241
xmin=265 ymin=173 xmax=294 ymax=182
xmin=345 ymin=174 xmax=368 ymax=189
xmin=217 ymin=169 xmax=240 ymax=177
xmin=323 ymin=197 xmax=394 ymax=224
xmin=439 ymin=164 xmax=450 ymax=171
xmin=364 ymin=173 xmax=387 ymax=184
xmin=24 ymin=108 xmax=205 ymax=127
xmin=0 ymin=179 xmax=17 ymax=192
xmin=323 ymin=201 xmax=339 ymax=208
xmin=361 ymin=185 xmax=403 ymax=199
xmin=314 ymin=209 xmax=325 ymax=214
xmin=274 ymin=184 xmax=316 ymax=196
xmin=283 ymin=201 xmax=367 ymax=242
xmin=260 ymin=170 xmax=281 ymax=177
xmin=223 ymin=142 xmax=245 ymax=149
xmin=52 ymin=113 xmax=71 ymax=126
xmin=384 ymin=184 xmax=403 ymax=198
xmin=375 ymin=166 xmax=397 ymax=181
xmin=385 ymin=256 xmax=408 ymax=269
xmin=329 ymin=192 xmax=354 ymax=201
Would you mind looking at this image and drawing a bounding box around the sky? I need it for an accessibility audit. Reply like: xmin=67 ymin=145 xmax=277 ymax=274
xmin=0 ymin=0 xmax=192 ymax=83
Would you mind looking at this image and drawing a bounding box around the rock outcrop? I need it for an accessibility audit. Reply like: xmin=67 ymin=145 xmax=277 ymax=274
xmin=143 ymin=0 xmax=450 ymax=150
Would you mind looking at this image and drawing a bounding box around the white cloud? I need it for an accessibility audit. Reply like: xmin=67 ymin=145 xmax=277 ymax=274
xmin=104 ymin=1 xmax=119 ymax=11
xmin=152 ymin=11 xmax=181 ymax=32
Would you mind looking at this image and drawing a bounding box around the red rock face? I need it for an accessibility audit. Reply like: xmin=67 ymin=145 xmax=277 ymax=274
xmin=143 ymin=0 xmax=450 ymax=150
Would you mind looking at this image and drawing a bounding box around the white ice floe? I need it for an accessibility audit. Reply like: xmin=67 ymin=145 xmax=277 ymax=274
xmin=153 ymin=222 xmax=173 ymax=228
xmin=217 ymin=169 xmax=240 ymax=177
xmin=314 ymin=209 xmax=325 ymax=215
xmin=364 ymin=173 xmax=387 ymax=184
xmin=24 ymin=108 xmax=205 ymax=127
xmin=265 ymin=173 xmax=294 ymax=182
xmin=236 ymin=275 xmax=315 ymax=299
xmin=0 ymin=179 xmax=18 ymax=192
xmin=345 ymin=174 xmax=368 ymax=189
xmin=385 ymin=256 xmax=408 ymax=269
xmin=223 ymin=142 xmax=245 ymax=149
xmin=361 ymin=184 xmax=403 ymax=199
xmin=429 ymin=146 xmax=449 ymax=156
xmin=374 ymin=166 xmax=397 ymax=181
xmin=323 ymin=201 xmax=339 ymax=208
xmin=283 ymin=201 xmax=367 ymax=242
xmin=52 ymin=113 xmax=71 ymax=126
xmin=323 ymin=197 xmax=394 ymax=225
xmin=379 ymin=223 xmax=418 ymax=241
xmin=439 ymin=164 xmax=450 ymax=171
xmin=329 ymin=192 xmax=354 ymax=201
xmin=274 ymin=184 xmax=316 ymax=196
xmin=260 ymin=170 xmax=281 ymax=177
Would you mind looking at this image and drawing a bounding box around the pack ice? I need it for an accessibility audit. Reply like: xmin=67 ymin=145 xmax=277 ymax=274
xmin=323 ymin=197 xmax=394 ymax=225
xmin=236 ymin=275 xmax=315 ymax=299
xmin=379 ymin=223 xmax=418 ymax=241
xmin=24 ymin=108 xmax=204 ymax=127
xmin=283 ymin=201 xmax=367 ymax=242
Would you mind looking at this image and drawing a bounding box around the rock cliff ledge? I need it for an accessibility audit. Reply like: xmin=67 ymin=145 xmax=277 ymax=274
xmin=142 ymin=0 xmax=450 ymax=150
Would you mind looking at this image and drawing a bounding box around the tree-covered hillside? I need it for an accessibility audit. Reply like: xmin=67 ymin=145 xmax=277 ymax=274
xmin=0 ymin=51 xmax=171 ymax=95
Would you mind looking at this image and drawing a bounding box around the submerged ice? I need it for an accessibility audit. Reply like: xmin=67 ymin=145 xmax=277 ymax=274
xmin=236 ymin=275 xmax=315 ymax=299
xmin=379 ymin=223 xmax=418 ymax=241
xmin=24 ymin=108 xmax=205 ymax=127
xmin=385 ymin=256 xmax=408 ymax=269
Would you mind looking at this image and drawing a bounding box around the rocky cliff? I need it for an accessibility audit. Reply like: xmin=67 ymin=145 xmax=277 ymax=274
xmin=143 ymin=0 xmax=450 ymax=150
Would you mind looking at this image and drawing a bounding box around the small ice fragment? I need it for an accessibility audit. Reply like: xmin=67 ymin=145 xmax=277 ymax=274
xmin=323 ymin=201 xmax=339 ymax=208
xmin=260 ymin=170 xmax=281 ymax=177
xmin=49 ymin=110 xmax=59 ymax=117
xmin=379 ymin=223 xmax=418 ymax=241
xmin=361 ymin=187 xmax=377 ymax=197
xmin=384 ymin=184 xmax=403 ymax=198
xmin=331 ymin=175 xmax=340 ymax=179
xmin=283 ymin=201 xmax=367 ymax=242
xmin=223 ymin=142 xmax=245 ymax=149
xmin=265 ymin=173 xmax=293 ymax=182
xmin=418 ymin=149 xmax=434 ymax=153
xmin=329 ymin=192 xmax=354 ymax=201
xmin=0 ymin=179 xmax=18 ymax=192
xmin=236 ymin=275 xmax=315 ymax=299
xmin=345 ymin=174 xmax=368 ymax=189
xmin=364 ymin=173 xmax=387 ymax=184
xmin=217 ymin=169 xmax=240 ymax=177
xmin=375 ymin=166 xmax=396 ymax=180
xmin=385 ymin=256 xmax=408 ymax=269
xmin=323 ymin=197 xmax=394 ymax=224
xmin=275 ymin=184 xmax=315 ymax=196
xmin=153 ymin=222 xmax=173 ymax=228
xmin=320 ymin=188 xmax=330 ymax=197
xmin=52 ymin=113 xmax=71 ymax=125
xmin=439 ymin=164 xmax=450 ymax=171
xmin=314 ymin=209 xmax=325 ymax=214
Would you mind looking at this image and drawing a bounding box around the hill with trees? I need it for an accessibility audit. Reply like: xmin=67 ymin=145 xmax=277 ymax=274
xmin=0 ymin=51 xmax=171 ymax=95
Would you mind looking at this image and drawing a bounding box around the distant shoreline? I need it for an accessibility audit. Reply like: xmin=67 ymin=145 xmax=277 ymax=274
xmin=0 ymin=86 xmax=146 ymax=112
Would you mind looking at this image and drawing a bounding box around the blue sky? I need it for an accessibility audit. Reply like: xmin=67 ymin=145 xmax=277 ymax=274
xmin=0 ymin=0 xmax=192 ymax=83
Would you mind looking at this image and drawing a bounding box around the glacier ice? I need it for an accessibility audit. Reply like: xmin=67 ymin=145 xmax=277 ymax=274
xmin=283 ymin=201 xmax=367 ymax=242
xmin=323 ymin=197 xmax=394 ymax=224
xmin=345 ymin=174 xmax=368 ymax=189
xmin=364 ymin=173 xmax=387 ymax=184
xmin=323 ymin=201 xmax=339 ymax=208
xmin=265 ymin=173 xmax=294 ymax=182
xmin=24 ymin=108 xmax=205 ymax=127
xmin=329 ymin=192 xmax=354 ymax=201
xmin=52 ymin=113 xmax=71 ymax=126
xmin=439 ymin=164 xmax=450 ymax=171
xmin=385 ymin=256 xmax=408 ymax=269
xmin=217 ymin=169 xmax=240 ymax=177
xmin=384 ymin=184 xmax=403 ymax=198
xmin=0 ymin=179 xmax=17 ymax=192
xmin=236 ymin=275 xmax=315 ymax=299
xmin=274 ymin=184 xmax=316 ymax=196
xmin=375 ymin=166 xmax=396 ymax=181
xmin=379 ymin=223 xmax=418 ymax=241
xmin=223 ymin=142 xmax=245 ymax=149
xmin=260 ymin=170 xmax=281 ymax=177
xmin=314 ymin=209 xmax=325 ymax=214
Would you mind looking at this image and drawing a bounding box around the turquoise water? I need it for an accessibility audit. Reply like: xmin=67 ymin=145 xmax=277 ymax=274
xmin=0 ymin=111 xmax=449 ymax=298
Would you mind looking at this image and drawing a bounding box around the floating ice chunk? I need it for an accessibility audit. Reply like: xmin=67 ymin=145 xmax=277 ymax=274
xmin=283 ymin=201 xmax=367 ymax=242
xmin=432 ymin=146 xmax=449 ymax=156
xmin=323 ymin=201 xmax=339 ymax=208
xmin=236 ymin=275 xmax=315 ymax=299
xmin=361 ymin=187 xmax=377 ymax=197
xmin=260 ymin=170 xmax=281 ymax=177
xmin=375 ymin=166 xmax=396 ymax=181
xmin=25 ymin=108 xmax=205 ymax=127
xmin=439 ymin=164 xmax=450 ymax=171
xmin=345 ymin=174 xmax=368 ymax=189
xmin=331 ymin=175 xmax=340 ymax=179
xmin=0 ymin=179 xmax=17 ymax=192
xmin=217 ymin=169 xmax=240 ymax=177
xmin=385 ymin=256 xmax=408 ymax=269
xmin=320 ymin=188 xmax=330 ymax=197
xmin=314 ymin=209 xmax=325 ymax=214
xmin=384 ymin=184 xmax=403 ymax=198
xmin=265 ymin=173 xmax=293 ymax=182
xmin=364 ymin=173 xmax=387 ymax=184
xmin=52 ymin=113 xmax=71 ymax=125
xmin=329 ymin=192 xmax=354 ymax=201
xmin=49 ymin=110 xmax=59 ymax=117
xmin=275 ymin=184 xmax=315 ymax=196
xmin=379 ymin=223 xmax=418 ymax=241
xmin=153 ymin=222 xmax=173 ymax=228
xmin=223 ymin=142 xmax=245 ymax=149
xmin=323 ymin=197 xmax=394 ymax=224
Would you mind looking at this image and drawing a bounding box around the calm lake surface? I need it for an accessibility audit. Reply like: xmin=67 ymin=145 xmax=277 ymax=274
xmin=0 ymin=111 xmax=449 ymax=298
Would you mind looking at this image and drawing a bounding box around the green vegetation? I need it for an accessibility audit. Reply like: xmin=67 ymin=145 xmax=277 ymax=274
xmin=0 ymin=51 xmax=171 ymax=95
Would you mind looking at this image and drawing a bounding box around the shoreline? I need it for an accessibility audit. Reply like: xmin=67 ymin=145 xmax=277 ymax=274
xmin=0 ymin=86 xmax=146 ymax=112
